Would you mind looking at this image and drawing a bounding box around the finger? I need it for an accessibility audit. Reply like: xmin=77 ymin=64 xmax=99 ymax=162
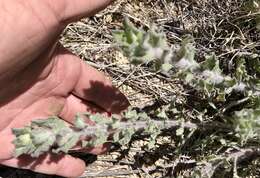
xmin=75 ymin=60 xmax=130 ymax=113
xmin=0 ymin=131 xmax=14 ymax=160
xmin=48 ymin=0 xmax=114 ymax=23
xmin=0 ymin=153 xmax=85 ymax=177
xmin=59 ymin=94 xmax=105 ymax=124
xmin=57 ymin=49 xmax=130 ymax=113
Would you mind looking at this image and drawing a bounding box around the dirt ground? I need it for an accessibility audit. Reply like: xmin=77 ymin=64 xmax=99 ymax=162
xmin=1 ymin=0 xmax=260 ymax=178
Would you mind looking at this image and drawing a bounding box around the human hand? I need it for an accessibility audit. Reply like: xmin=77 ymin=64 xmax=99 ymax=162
xmin=0 ymin=0 xmax=129 ymax=177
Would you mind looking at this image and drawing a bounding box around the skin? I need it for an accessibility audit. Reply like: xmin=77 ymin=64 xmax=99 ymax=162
xmin=0 ymin=0 xmax=129 ymax=177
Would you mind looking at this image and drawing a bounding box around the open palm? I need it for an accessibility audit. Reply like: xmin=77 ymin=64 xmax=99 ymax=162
xmin=0 ymin=0 xmax=129 ymax=177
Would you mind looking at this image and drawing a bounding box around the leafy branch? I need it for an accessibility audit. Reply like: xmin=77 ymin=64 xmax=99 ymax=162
xmin=113 ymin=18 xmax=260 ymax=150
xmin=13 ymin=108 xmax=198 ymax=157
xmin=12 ymin=19 xmax=260 ymax=164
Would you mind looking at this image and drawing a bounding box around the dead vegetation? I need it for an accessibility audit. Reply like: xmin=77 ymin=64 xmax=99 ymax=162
xmin=1 ymin=0 xmax=260 ymax=177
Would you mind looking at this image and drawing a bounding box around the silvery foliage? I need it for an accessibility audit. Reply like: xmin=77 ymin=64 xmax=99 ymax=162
xmin=13 ymin=19 xmax=259 ymax=158
xmin=13 ymin=108 xmax=197 ymax=157
xmin=113 ymin=19 xmax=260 ymax=144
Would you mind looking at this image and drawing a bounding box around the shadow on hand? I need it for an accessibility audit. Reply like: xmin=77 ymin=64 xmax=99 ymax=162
xmin=17 ymin=154 xmax=63 ymax=170
xmin=81 ymin=80 xmax=130 ymax=114
xmin=0 ymin=154 xmax=64 ymax=178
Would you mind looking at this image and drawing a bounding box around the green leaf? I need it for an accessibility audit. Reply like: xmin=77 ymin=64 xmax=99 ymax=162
xmin=235 ymin=58 xmax=251 ymax=82
xmin=74 ymin=115 xmax=86 ymax=129
xmin=118 ymin=128 xmax=135 ymax=145
xmin=113 ymin=18 xmax=170 ymax=66
xmin=234 ymin=108 xmax=260 ymax=145
xmin=201 ymin=54 xmax=219 ymax=71
xmin=174 ymin=37 xmax=198 ymax=71
xmin=92 ymin=132 xmax=108 ymax=146
xmin=54 ymin=132 xmax=80 ymax=153
xmin=12 ymin=117 xmax=72 ymax=157
xmin=161 ymin=63 xmax=173 ymax=72
xmin=124 ymin=109 xmax=138 ymax=120
xmin=176 ymin=127 xmax=184 ymax=136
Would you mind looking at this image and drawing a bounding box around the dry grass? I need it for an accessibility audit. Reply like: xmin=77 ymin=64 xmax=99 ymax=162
xmin=60 ymin=0 xmax=183 ymax=107
xmin=1 ymin=0 xmax=260 ymax=177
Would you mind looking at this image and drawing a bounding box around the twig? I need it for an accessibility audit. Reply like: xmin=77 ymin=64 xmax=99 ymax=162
xmin=80 ymin=169 xmax=141 ymax=177
xmin=221 ymin=97 xmax=250 ymax=113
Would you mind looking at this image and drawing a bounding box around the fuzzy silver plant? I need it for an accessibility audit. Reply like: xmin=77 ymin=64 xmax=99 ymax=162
xmin=12 ymin=109 xmax=198 ymax=157
xmin=12 ymin=19 xmax=260 ymax=158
